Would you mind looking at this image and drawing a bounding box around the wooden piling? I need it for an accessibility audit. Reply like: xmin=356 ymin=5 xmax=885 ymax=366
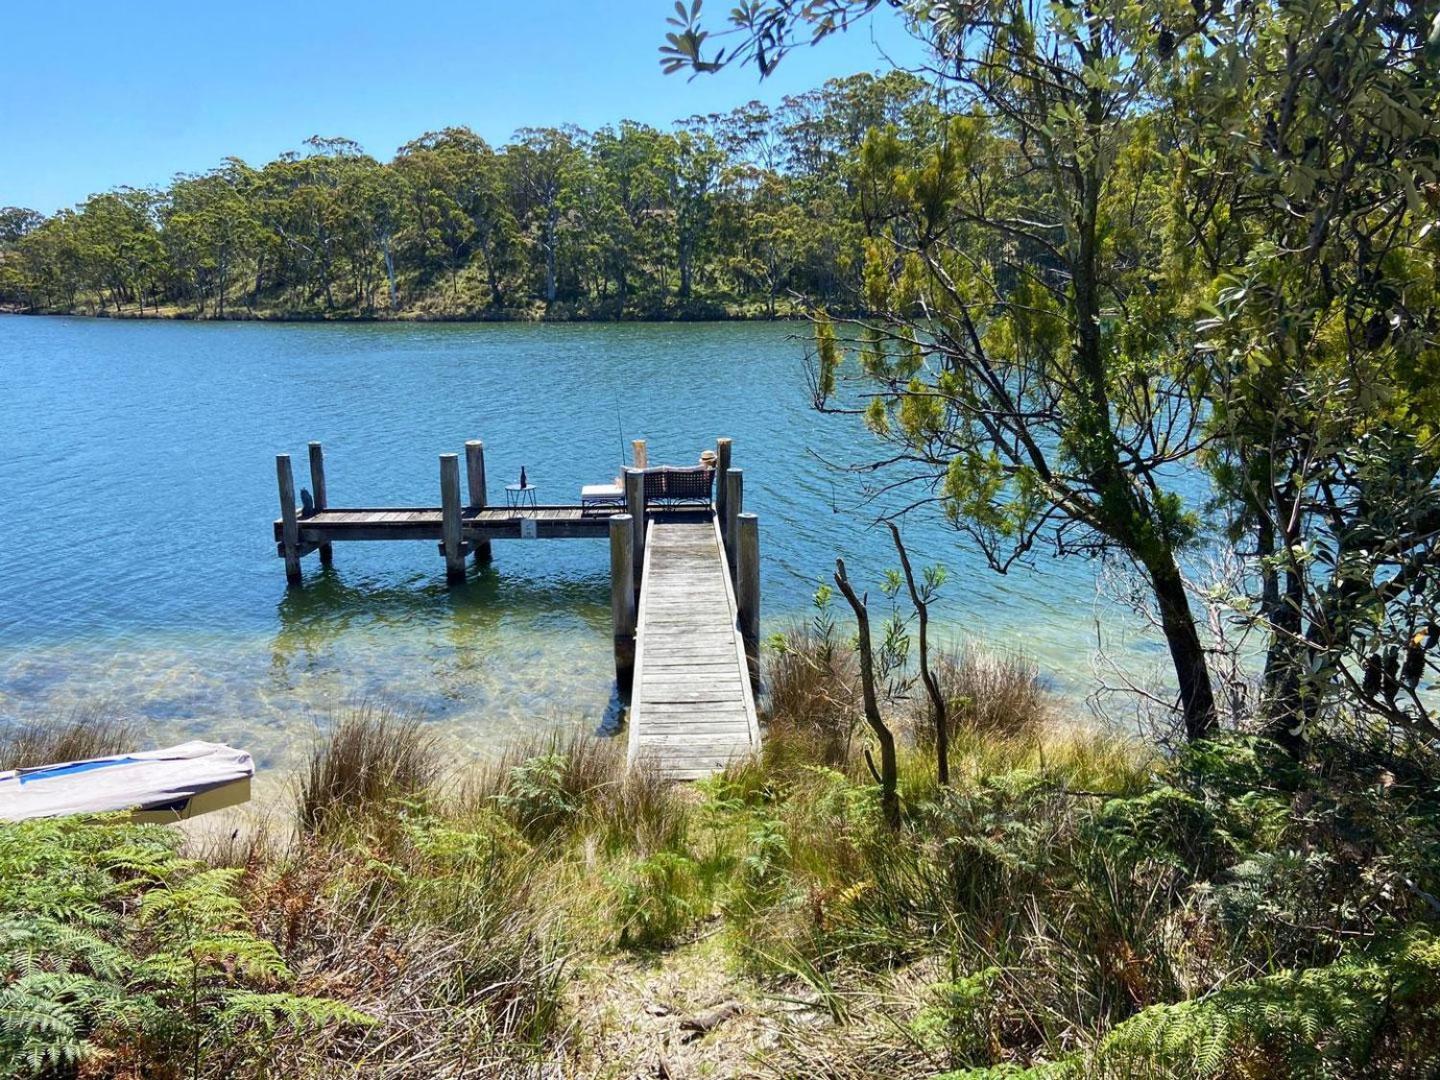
xmin=736 ymin=512 xmax=760 ymax=693
xmin=632 ymin=439 xmax=648 ymax=469
xmin=307 ymin=442 xmax=332 ymax=565
xmin=465 ymin=440 xmax=492 ymax=563
xmin=440 ymin=454 xmax=465 ymax=582
xmin=624 ymin=468 xmax=646 ymax=585
xmin=724 ymin=469 xmax=744 ymax=579
xmin=715 ymin=437 xmax=732 ymax=533
xmin=276 ymin=454 xmax=302 ymax=584
xmin=610 ymin=513 xmax=637 ymax=687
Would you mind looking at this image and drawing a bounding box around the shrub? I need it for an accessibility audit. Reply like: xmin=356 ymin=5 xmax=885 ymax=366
xmin=297 ymin=707 xmax=438 ymax=836
xmin=610 ymin=852 xmax=706 ymax=948
xmin=910 ymin=966 xmax=1003 ymax=1069
xmin=460 ymin=730 xmax=623 ymax=838
xmin=0 ymin=817 xmax=365 ymax=1077
xmin=765 ymin=621 xmax=859 ymax=765
xmin=931 ymin=646 xmax=1051 ymax=738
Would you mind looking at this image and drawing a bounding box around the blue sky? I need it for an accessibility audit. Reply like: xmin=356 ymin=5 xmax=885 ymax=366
xmin=0 ymin=2 xmax=925 ymax=215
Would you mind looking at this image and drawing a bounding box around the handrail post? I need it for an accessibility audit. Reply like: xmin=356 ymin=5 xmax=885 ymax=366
xmin=307 ymin=442 xmax=332 ymax=565
xmin=737 ymin=512 xmax=761 ymax=695
xmin=624 ymin=467 xmax=646 ymax=588
xmin=440 ymin=453 xmax=465 ymax=583
xmin=724 ymin=468 xmax=744 ymax=581
xmin=465 ymin=439 xmax=492 ymax=563
xmin=715 ymin=436 xmax=732 ymax=531
xmin=276 ymin=454 xmax=302 ymax=584
xmin=610 ymin=513 xmax=637 ymax=689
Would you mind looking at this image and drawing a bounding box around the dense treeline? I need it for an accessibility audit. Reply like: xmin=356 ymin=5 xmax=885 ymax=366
xmin=0 ymin=72 xmax=936 ymax=320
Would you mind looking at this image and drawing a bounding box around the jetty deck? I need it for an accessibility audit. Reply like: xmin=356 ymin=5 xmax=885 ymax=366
xmin=629 ymin=516 xmax=761 ymax=780
xmin=273 ymin=437 xmax=761 ymax=780
xmin=277 ymin=503 xmax=624 ymax=545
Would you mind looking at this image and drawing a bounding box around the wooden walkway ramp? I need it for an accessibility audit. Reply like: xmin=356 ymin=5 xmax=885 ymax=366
xmin=629 ymin=516 xmax=761 ymax=780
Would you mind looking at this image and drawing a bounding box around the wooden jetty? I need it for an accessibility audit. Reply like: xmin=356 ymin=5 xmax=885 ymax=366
xmin=628 ymin=513 xmax=761 ymax=779
xmin=274 ymin=437 xmax=761 ymax=779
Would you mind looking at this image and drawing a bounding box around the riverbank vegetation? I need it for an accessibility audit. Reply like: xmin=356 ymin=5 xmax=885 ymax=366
xmin=0 ymin=71 xmax=936 ymax=321
xmin=4 ymin=630 xmax=1438 ymax=1078
xmin=5 ymin=0 xmax=1440 ymax=1076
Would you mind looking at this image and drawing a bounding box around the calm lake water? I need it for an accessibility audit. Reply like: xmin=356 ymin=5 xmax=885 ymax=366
xmin=0 ymin=316 xmax=1166 ymax=771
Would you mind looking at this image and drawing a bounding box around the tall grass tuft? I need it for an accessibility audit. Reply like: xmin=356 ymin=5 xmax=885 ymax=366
xmin=930 ymin=644 xmax=1052 ymax=737
xmin=455 ymin=729 xmax=690 ymax=853
xmin=0 ymin=708 xmax=136 ymax=770
xmin=297 ymin=706 xmax=439 ymax=835
xmin=764 ymin=623 xmax=859 ymax=764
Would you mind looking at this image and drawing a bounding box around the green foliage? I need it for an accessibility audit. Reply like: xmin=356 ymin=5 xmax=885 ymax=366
xmin=0 ymin=817 xmax=367 ymax=1077
xmin=910 ymin=966 xmax=1003 ymax=1068
xmin=609 ymin=852 xmax=706 ymax=948
xmin=1 ymin=71 xmax=936 ymax=320
xmin=1052 ymin=931 xmax=1440 ymax=1078
xmin=495 ymin=751 xmax=582 ymax=837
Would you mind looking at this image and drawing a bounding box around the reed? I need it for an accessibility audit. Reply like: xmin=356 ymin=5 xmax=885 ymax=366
xmin=0 ymin=708 xmax=135 ymax=771
xmin=296 ymin=705 xmax=440 ymax=835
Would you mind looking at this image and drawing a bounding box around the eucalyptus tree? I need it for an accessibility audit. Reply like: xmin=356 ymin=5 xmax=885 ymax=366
xmin=400 ymin=128 xmax=519 ymax=308
xmin=165 ymin=160 xmax=260 ymax=317
xmin=725 ymin=168 xmax=809 ymax=316
xmin=669 ymin=130 xmax=725 ymax=300
xmin=7 ymin=211 xmax=85 ymax=310
xmin=74 ymin=188 xmax=168 ymax=314
xmin=254 ymin=139 xmax=365 ymax=310
xmin=0 ymin=208 xmax=45 ymax=308
xmin=394 ymin=133 xmax=476 ymax=307
xmin=0 ymin=208 xmax=43 ymax=247
xmin=667 ymin=0 xmax=1224 ymax=736
xmin=338 ymin=155 xmax=408 ymax=312
xmin=591 ymin=122 xmax=671 ymax=309
xmin=507 ymin=127 xmax=584 ymax=304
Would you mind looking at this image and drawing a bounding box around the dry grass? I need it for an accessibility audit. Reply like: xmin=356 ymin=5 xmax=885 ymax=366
xmin=763 ymin=622 xmax=860 ymax=765
xmin=930 ymin=643 xmax=1053 ymax=737
xmin=0 ymin=709 xmax=136 ymax=771
xmin=297 ymin=706 xmax=440 ymax=835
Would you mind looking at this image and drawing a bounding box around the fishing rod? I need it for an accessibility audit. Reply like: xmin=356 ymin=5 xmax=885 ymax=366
xmin=615 ymin=396 xmax=627 ymax=469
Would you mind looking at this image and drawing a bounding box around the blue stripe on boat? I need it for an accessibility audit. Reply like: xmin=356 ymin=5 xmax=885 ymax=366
xmin=18 ymin=757 xmax=143 ymax=784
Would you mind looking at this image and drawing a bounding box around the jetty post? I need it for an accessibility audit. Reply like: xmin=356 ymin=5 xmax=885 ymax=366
xmin=724 ymin=469 xmax=744 ymax=580
xmin=307 ymin=442 xmax=332 ymax=565
xmin=609 ymin=513 xmax=637 ymax=687
xmin=276 ymin=454 xmax=302 ymax=584
xmin=440 ymin=453 xmax=466 ymax=583
xmin=624 ymin=468 xmax=646 ymax=587
xmin=632 ymin=439 xmax=648 ymax=469
xmin=715 ymin=437 xmax=732 ymax=538
xmin=464 ymin=440 xmax=492 ymax=563
xmin=736 ymin=512 xmax=761 ymax=694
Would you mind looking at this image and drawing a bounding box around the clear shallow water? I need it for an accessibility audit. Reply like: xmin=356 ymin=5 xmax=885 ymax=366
xmin=0 ymin=316 xmax=1164 ymax=770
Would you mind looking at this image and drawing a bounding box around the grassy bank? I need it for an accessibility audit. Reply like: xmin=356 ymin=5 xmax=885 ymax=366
xmin=3 ymin=641 xmax=1438 ymax=1078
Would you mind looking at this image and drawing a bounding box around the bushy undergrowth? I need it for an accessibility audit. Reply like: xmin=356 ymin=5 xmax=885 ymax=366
xmin=4 ymin=642 xmax=1438 ymax=1077
xmin=0 ymin=816 xmax=366 ymax=1077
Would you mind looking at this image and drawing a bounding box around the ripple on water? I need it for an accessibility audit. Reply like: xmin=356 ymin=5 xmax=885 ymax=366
xmin=0 ymin=318 xmax=1187 ymax=767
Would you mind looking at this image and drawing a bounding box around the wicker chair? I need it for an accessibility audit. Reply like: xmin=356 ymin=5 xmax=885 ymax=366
xmin=638 ymin=466 xmax=715 ymax=507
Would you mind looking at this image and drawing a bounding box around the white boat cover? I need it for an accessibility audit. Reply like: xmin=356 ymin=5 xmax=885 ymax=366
xmin=0 ymin=741 xmax=254 ymax=822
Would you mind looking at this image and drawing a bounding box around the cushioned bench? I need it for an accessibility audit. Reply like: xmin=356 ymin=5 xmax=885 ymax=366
xmin=580 ymin=483 xmax=625 ymax=513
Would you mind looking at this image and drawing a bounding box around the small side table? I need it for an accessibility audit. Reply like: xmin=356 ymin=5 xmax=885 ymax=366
xmin=505 ymin=483 xmax=539 ymax=511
